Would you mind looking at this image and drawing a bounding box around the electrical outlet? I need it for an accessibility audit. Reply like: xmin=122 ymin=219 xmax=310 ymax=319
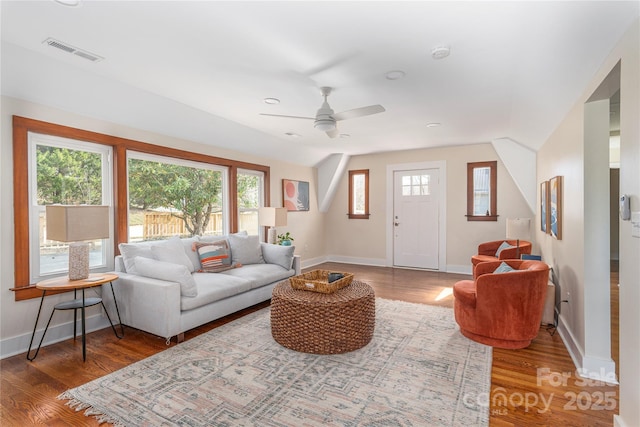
xmin=565 ymin=292 xmax=570 ymax=304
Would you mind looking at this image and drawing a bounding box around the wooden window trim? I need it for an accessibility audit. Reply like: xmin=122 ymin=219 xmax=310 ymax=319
xmin=11 ymin=116 xmax=270 ymax=300
xmin=348 ymin=169 xmax=370 ymax=219
xmin=466 ymin=161 xmax=498 ymax=221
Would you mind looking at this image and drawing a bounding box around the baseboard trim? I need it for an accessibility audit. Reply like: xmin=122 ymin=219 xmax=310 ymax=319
xmin=614 ymin=414 xmax=628 ymax=427
xmin=326 ymin=255 xmax=388 ymax=267
xmin=1 ymin=313 xmax=111 ymax=360
xmin=446 ymin=264 xmax=473 ymax=275
xmin=557 ymin=314 xmax=618 ymax=385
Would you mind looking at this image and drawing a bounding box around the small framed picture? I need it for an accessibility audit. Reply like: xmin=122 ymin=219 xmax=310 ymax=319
xmin=549 ymin=176 xmax=562 ymax=240
xmin=540 ymin=181 xmax=549 ymax=234
xmin=282 ymin=179 xmax=310 ymax=211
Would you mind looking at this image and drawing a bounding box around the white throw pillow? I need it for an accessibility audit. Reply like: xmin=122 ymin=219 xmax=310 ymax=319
xmin=261 ymin=243 xmax=295 ymax=270
xmin=228 ymin=233 xmax=264 ymax=265
xmin=118 ymin=243 xmax=154 ymax=274
xmin=134 ymin=256 xmax=198 ymax=297
xmin=152 ymin=237 xmax=195 ymax=273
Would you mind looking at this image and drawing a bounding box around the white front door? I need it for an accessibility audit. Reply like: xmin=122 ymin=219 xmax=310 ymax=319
xmin=393 ymin=169 xmax=440 ymax=269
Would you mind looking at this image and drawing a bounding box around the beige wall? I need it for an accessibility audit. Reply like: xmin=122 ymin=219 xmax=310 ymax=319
xmin=325 ymin=143 xmax=533 ymax=271
xmin=537 ymin=19 xmax=639 ymax=427
xmin=0 ymin=96 xmax=323 ymax=355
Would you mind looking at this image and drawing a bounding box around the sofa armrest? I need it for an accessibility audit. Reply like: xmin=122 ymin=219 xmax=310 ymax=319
xmin=292 ymin=255 xmax=301 ymax=276
xmin=102 ymin=272 xmax=182 ymax=341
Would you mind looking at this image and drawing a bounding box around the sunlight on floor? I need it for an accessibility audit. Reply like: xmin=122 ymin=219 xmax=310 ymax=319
xmin=435 ymin=287 xmax=453 ymax=301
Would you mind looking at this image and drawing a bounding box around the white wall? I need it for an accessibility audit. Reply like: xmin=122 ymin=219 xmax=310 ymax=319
xmin=537 ymin=19 xmax=639 ymax=427
xmin=325 ymin=143 xmax=533 ymax=273
xmin=0 ymin=96 xmax=323 ymax=358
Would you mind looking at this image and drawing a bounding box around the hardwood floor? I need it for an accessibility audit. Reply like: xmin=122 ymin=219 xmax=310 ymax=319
xmin=1 ymin=262 xmax=618 ymax=426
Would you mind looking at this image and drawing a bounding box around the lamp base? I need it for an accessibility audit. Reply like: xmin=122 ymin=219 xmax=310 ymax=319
xmin=69 ymin=242 xmax=90 ymax=280
xmin=267 ymin=227 xmax=277 ymax=245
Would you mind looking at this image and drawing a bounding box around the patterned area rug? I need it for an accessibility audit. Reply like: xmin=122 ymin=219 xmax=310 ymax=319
xmin=59 ymin=298 xmax=491 ymax=426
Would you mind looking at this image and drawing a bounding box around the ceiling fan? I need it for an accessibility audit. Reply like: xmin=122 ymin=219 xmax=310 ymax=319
xmin=260 ymin=87 xmax=385 ymax=138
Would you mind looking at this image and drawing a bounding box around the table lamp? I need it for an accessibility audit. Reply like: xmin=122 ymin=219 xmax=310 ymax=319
xmin=258 ymin=207 xmax=287 ymax=244
xmin=46 ymin=205 xmax=109 ymax=280
xmin=506 ymin=217 xmax=531 ymax=259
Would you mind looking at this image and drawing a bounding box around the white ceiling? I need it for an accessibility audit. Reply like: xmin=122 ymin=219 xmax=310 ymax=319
xmin=2 ymin=1 xmax=638 ymax=166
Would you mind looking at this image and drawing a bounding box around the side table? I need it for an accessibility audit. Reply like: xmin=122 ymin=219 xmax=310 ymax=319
xmin=27 ymin=273 xmax=123 ymax=362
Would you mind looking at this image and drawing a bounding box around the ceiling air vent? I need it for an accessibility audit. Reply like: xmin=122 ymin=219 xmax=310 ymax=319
xmin=43 ymin=37 xmax=104 ymax=62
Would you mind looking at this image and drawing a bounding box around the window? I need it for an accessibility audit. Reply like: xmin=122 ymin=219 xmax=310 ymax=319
xmin=466 ymin=161 xmax=497 ymax=221
xmin=29 ymin=133 xmax=113 ymax=282
xmin=348 ymin=169 xmax=370 ymax=219
xmin=127 ymin=152 xmax=228 ymax=241
xmin=401 ymin=174 xmax=431 ymax=196
xmin=12 ymin=116 xmax=270 ymax=300
xmin=237 ymin=169 xmax=264 ymax=236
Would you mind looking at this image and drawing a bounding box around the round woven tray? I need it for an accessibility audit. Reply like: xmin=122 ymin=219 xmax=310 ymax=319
xmin=270 ymin=280 xmax=376 ymax=354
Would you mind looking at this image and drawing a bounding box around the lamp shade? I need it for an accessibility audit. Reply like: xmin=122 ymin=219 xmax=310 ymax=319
xmin=46 ymin=205 xmax=110 ymax=242
xmin=506 ymin=217 xmax=531 ymax=241
xmin=258 ymin=207 xmax=287 ymax=227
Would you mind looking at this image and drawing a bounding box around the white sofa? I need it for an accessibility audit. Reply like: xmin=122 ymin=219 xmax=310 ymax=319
xmin=102 ymin=233 xmax=300 ymax=344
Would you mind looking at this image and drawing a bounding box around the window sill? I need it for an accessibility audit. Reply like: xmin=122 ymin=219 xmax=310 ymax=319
xmin=348 ymin=214 xmax=371 ymax=219
xmin=466 ymin=215 xmax=499 ymax=222
xmin=10 ymin=285 xmax=71 ymax=301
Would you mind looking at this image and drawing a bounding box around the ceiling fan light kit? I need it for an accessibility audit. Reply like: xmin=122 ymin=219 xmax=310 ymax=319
xmin=314 ymin=119 xmax=336 ymax=132
xmin=260 ymin=86 xmax=385 ymax=138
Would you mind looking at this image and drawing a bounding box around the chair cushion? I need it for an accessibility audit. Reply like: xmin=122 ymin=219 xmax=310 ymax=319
xmin=453 ymin=280 xmax=477 ymax=308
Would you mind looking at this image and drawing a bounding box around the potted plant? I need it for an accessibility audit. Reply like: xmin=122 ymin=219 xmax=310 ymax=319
xmin=277 ymin=232 xmax=294 ymax=246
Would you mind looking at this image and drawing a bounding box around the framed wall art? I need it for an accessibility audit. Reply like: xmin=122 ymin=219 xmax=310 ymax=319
xmin=540 ymin=181 xmax=550 ymax=234
xmin=549 ymin=176 xmax=563 ymax=240
xmin=282 ymin=179 xmax=310 ymax=211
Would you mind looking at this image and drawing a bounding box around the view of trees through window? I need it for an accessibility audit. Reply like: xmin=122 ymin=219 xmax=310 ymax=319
xmin=237 ymin=170 xmax=263 ymax=236
xmin=34 ymin=140 xmax=110 ymax=278
xmin=128 ymin=155 xmax=226 ymax=241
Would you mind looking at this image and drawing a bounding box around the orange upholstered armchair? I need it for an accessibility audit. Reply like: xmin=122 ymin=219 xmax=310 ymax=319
xmin=471 ymin=239 xmax=532 ymax=267
xmin=453 ymin=260 xmax=549 ymax=349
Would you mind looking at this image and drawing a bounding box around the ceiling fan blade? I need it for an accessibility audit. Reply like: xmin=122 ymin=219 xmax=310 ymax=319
xmin=332 ymin=105 xmax=385 ymax=121
xmin=259 ymin=113 xmax=315 ymax=120
xmin=326 ymin=128 xmax=339 ymax=138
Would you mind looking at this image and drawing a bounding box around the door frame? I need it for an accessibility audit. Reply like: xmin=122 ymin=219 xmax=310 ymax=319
xmin=386 ymin=161 xmax=447 ymax=270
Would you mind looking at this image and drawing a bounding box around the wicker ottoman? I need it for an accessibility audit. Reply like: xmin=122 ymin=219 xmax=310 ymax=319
xmin=270 ymin=280 xmax=375 ymax=354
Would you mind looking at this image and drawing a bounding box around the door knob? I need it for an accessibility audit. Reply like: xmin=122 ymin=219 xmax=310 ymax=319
xmin=394 ymin=222 xmax=400 ymax=226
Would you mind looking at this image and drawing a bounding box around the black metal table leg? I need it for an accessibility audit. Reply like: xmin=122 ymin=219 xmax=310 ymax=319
xmin=81 ymin=289 xmax=86 ymax=361
xmin=109 ymin=281 xmax=125 ymax=337
xmin=26 ymin=290 xmax=48 ymax=361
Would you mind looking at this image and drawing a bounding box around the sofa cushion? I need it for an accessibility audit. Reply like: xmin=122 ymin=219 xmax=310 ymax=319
xmin=221 ymin=263 xmax=292 ymax=290
xmin=495 ymin=241 xmax=514 ymax=257
xmin=182 ymin=273 xmax=252 ymax=311
xmin=134 ymin=256 xmax=198 ymax=297
xmin=261 ymin=243 xmax=295 ymax=270
xmin=151 ymin=237 xmax=195 ymax=273
xmin=193 ymin=240 xmax=234 ymax=273
xmin=118 ymin=243 xmax=154 ymax=274
xmin=228 ymin=234 xmax=264 ymax=265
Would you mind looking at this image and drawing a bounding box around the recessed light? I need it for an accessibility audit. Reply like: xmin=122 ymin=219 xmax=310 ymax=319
xmin=431 ymin=46 xmax=450 ymax=60
xmin=385 ymin=70 xmax=406 ymax=80
xmin=339 ymin=134 xmax=351 ymax=138
xmin=426 ymin=122 xmax=441 ymax=128
xmin=284 ymin=132 xmax=300 ymax=138
xmin=264 ymin=98 xmax=280 ymax=105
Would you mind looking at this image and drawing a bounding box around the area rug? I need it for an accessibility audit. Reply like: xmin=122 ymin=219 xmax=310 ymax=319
xmin=59 ymin=298 xmax=492 ymax=426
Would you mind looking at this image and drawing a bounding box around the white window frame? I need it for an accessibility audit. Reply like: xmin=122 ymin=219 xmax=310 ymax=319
xmin=28 ymin=132 xmax=114 ymax=283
